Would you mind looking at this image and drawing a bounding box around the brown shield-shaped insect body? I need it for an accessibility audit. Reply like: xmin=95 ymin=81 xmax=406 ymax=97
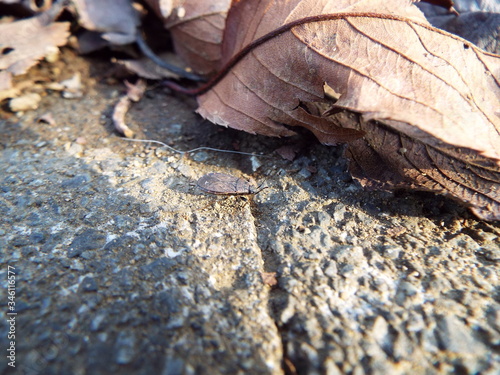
xmin=196 ymin=173 xmax=265 ymax=195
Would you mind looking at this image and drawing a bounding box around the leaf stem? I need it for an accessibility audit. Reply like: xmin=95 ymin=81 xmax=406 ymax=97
xmin=136 ymin=33 xmax=206 ymax=82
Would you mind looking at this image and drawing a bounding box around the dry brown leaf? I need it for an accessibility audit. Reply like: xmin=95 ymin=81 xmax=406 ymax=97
xmin=146 ymin=0 xmax=231 ymax=76
xmin=196 ymin=0 xmax=431 ymax=142
xmin=0 ymin=0 xmax=53 ymax=13
xmin=194 ymin=0 xmax=500 ymax=219
xmin=0 ymin=70 xmax=15 ymax=101
xmin=124 ymin=79 xmax=147 ymax=102
xmin=37 ymin=112 xmax=56 ymax=126
xmin=275 ymin=144 xmax=301 ymax=161
xmin=72 ymin=0 xmax=139 ymax=45
xmin=333 ymin=110 xmax=500 ymax=220
xmin=0 ymin=75 xmax=41 ymax=102
xmin=0 ymin=4 xmax=69 ymax=75
xmin=115 ymin=52 xmax=182 ymax=80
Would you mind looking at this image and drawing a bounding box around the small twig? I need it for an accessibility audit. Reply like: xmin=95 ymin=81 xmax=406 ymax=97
xmin=113 ymin=97 xmax=134 ymax=138
xmin=112 ymin=79 xmax=147 ymax=138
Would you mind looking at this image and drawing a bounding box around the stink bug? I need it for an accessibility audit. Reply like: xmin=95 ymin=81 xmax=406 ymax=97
xmin=196 ymin=173 xmax=266 ymax=195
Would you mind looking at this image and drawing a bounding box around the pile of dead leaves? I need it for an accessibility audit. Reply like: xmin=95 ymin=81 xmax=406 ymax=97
xmin=1 ymin=0 xmax=499 ymax=220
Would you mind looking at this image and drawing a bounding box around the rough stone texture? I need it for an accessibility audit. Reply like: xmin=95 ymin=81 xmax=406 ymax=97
xmin=0 ymin=51 xmax=499 ymax=375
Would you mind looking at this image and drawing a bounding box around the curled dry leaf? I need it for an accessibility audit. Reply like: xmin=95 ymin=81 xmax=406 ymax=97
xmin=46 ymin=73 xmax=83 ymax=98
xmin=0 ymin=70 xmax=12 ymax=91
xmin=115 ymin=52 xmax=183 ymax=80
xmin=275 ymin=144 xmax=302 ymax=161
xmin=195 ymin=0 xmax=500 ymax=220
xmin=60 ymin=73 xmax=83 ymax=99
xmin=0 ymin=0 xmax=53 ymax=13
xmin=124 ymin=79 xmax=147 ymax=102
xmin=0 ymin=3 xmax=69 ymax=75
xmin=72 ymin=0 xmax=139 ymax=45
xmin=0 ymin=70 xmax=16 ymax=101
xmin=37 ymin=112 xmax=56 ymax=126
xmin=145 ymin=0 xmax=231 ymax=76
